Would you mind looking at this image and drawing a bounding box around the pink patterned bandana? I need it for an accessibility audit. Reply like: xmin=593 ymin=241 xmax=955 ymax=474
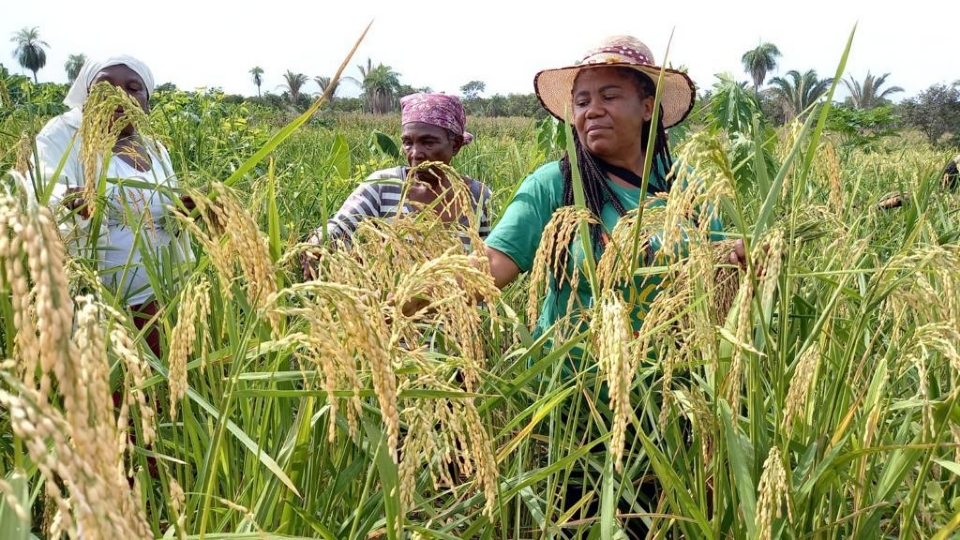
xmin=400 ymin=93 xmax=474 ymax=145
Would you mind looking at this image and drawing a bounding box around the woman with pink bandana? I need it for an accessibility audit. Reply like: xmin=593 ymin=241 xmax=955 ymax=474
xmin=302 ymin=93 xmax=491 ymax=278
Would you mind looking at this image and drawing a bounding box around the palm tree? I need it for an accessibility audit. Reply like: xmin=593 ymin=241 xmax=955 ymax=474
xmin=768 ymin=69 xmax=834 ymax=121
xmin=10 ymin=27 xmax=49 ymax=83
xmin=741 ymin=42 xmax=781 ymax=96
xmin=357 ymin=58 xmax=374 ymax=81
xmin=842 ymin=71 xmax=903 ymax=109
xmin=64 ymin=53 xmax=86 ymax=83
xmin=314 ymin=74 xmax=359 ymax=104
xmin=358 ymin=60 xmax=401 ymax=114
xmin=281 ymin=70 xmax=309 ymax=105
xmin=250 ymin=66 xmax=264 ymax=97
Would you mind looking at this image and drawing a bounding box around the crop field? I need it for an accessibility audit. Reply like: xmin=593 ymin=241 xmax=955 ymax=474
xmin=1 ymin=34 xmax=959 ymax=540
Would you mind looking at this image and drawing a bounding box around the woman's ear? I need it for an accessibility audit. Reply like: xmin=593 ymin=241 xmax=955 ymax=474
xmin=641 ymin=95 xmax=655 ymax=122
xmin=451 ymin=134 xmax=465 ymax=155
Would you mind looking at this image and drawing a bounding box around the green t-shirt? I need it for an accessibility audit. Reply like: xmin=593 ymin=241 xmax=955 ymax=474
xmin=486 ymin=160 xmax=723 ymax=339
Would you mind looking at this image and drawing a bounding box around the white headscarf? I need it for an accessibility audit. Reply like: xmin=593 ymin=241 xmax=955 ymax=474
xmin=63 ymin=55 xmax=155 ymax=109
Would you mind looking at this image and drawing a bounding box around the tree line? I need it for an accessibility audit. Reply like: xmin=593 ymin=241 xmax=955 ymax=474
xmin=8 ymin=27 xmax=960 ymax=145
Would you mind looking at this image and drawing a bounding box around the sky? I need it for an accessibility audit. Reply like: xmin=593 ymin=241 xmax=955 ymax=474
xmin=3 ymin=0 xmax=958 ymax=104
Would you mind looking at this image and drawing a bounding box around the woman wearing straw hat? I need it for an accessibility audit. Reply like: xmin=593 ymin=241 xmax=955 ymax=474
xmin=33 ymin=55 xmax=193 ymax=357
xmin=480 ymin=34 xmax=747 ymax=537
xmin=485 ymin=35 xmax=744 ymax=337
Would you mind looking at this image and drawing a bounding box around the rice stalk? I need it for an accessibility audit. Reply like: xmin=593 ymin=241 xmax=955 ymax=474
xmin=590 ymin=290 xmax=632 ymax=472
xmin=528 ymin=206 xmax=595 ymax=331
xmin=782 ymin=342 xmax=821 ymax=434
xmin=77 ymin=83 xmax=152 ymax=211
xmin=168 ymin=275 xmax=211 ymax=418
xmin=755 ymin=445 xmax=792 ymax=540
xmin=268 ymin=281 xmax=390 ymax=450
xmin=172 ymin=183 xmax=279 ymax=334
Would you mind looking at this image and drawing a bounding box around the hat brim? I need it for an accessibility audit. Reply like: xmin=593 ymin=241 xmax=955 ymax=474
xmin=534 ymin=63 xmax=696 ymax=128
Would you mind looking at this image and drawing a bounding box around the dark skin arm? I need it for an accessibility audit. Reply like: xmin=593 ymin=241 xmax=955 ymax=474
xmin=485 ymin=245 xmax=521 ymax=290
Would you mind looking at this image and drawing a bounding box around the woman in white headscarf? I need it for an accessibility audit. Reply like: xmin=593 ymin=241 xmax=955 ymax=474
xmin=34 ymin=55 xmax=191 ymax=356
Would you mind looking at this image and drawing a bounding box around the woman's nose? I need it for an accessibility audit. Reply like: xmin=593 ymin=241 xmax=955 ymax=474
xmin=408 ymin=144 xmax=425 ymax=160
xmin=584 ymin=101 xmax=603 ymax=118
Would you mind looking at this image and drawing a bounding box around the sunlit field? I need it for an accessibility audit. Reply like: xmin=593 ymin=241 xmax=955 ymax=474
xmin=1 ymin=32 xmax=960 ymax=540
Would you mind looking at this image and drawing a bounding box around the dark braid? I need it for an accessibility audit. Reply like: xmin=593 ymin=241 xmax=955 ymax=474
xmin=553 ymin=68 xmax=675 ymax=277
xmin=559 ymin=132 xmax=628 ymax=250
xmin=618 ymin=68 xmax=675 ymax=189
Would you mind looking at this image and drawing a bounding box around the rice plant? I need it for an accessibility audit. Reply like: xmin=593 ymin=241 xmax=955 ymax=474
xmin=0 ymin=26 xmax=959 ymax=540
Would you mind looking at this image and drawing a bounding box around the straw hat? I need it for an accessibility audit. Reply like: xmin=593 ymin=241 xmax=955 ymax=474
xmin=534 ymin=35 xmax=696 ymax=128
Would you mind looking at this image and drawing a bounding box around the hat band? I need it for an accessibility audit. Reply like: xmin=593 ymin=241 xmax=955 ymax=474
xmin=582 ymin=46 xmax=652 ymax=66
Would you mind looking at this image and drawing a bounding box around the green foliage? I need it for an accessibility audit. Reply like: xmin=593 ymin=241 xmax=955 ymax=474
xmin=328 ymin=96 xmax=364 ymax=113
xmin=4 ymin=29 xmax=960 ymax=538
xmin=357 ymin=58 xmax=401 ymax=114
xmin=460 ymin=80 xmax=486 ymax=100
xmin=0 ymin=72 xmax=66 ymax=170
xmin=825 ymin=104 xmax=899 ymax=150
xmin=842 ymin=71 xmax=904 ymax=110
xmin=368 ymin=130 xmax=400 ymax=160
xmin=898 ymin=83 xmax=960 ymax=146
xmin=281 ymin=71 xmax=310 ymax=108
xmin=464 ymin=93 xmax=548 ymax=119
xmin=150 ymin=88 xmax=271 ymax=181
xmin=0 ymin=72 xmax=66 ymax=119
xmin=768 ymin=69 xmax=834 ymax=121
xmin=702 ymin=73 xmax=779 ymax=192
xmin=535 ymin=115 xmax=566 ymax=162
xmin=0 ymin=471 xmax=29 ymax=540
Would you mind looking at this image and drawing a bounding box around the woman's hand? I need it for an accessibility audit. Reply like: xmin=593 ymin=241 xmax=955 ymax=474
xmin=729 ymin=238 xmax=775 ymax=277
xmin=179 ymin=193 xmax=197 ymax=213
xmin=300 ymin=235 xmax=323 ymax=281
xmin=62 ymin=186 xmax=91 ymax=219
xmin=728 ymin=238 xmax=748 ymax=269
xmin=300 ymin=250 xmax=318 ymax=281
xmin=389 ymin=291 xmax=431 ymax=318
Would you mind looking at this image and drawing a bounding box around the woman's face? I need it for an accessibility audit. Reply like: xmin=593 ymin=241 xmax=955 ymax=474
xmin=572 ymin=67 xmax=654 ymax=163
xmin=90 ymin=64 xmax=149 ymax=136
xmin=401 ymin=121 xmax=464 ymax=180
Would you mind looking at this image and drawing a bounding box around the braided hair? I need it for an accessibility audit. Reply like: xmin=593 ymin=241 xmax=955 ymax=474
xmin=556 ymin=67 xmax=675 ymax=262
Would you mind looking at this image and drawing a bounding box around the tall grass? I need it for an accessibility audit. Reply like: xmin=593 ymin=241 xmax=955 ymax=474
xmin=1 ymin=31 xmax=960 ymax=540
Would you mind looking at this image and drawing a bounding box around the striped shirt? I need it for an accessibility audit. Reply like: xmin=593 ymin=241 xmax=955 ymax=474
xmin=315 ymin=166 xmax=492 ymax=251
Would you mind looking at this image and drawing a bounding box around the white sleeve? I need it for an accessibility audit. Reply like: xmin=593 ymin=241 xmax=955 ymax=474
xmin=33 ymin=116 xmax=101 ymax=242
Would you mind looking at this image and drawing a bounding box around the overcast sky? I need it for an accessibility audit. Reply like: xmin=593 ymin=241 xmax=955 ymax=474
xmin=4 ymin=0 xmax=958 ymax=103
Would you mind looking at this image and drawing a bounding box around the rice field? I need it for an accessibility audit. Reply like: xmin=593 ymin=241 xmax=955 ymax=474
xmin=1 ymin=54 xmax=960 ymax=540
